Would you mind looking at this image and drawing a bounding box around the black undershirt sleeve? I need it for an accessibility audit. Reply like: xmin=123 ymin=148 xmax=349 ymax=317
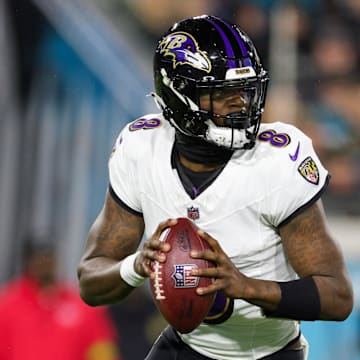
xmin=108 ymin=184 xmax=143 ymax=217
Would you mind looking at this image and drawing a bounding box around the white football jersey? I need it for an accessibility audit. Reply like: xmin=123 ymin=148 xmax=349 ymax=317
xmin=109 ymin=114 xmax=328 ymax=359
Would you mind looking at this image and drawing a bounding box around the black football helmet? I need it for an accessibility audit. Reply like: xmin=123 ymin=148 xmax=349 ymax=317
xmin=152 ymin=15 xmax=269 ymax=150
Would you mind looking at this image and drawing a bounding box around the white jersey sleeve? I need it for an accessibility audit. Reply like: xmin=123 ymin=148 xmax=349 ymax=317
xmin=108 ymin=119 xmax=147 ymax=214
xmin=258 ymin=122 xmax=329 ymax=227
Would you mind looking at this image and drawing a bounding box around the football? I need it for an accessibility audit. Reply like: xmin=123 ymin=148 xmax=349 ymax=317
xmin=150 ymin=218 xmax=216 ymax=334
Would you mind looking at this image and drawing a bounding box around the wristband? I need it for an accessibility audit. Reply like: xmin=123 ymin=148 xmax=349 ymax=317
xmin=263 ymin=276 xmax=320 ymax=320
xmin=119 ymin=252 xmax=147 ymax=287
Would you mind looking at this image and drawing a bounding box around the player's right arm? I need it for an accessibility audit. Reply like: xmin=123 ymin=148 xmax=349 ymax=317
xmin=78 ymin=119 xmax=175 ymax=306
xmin=77 ymin=191 xmax=174 ymax=306
xmin=77 ymin=191 xmax=145 ymax=306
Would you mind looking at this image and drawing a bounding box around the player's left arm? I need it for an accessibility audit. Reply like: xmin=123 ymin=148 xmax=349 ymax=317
xmin=191 ymin=200 xmax=353 ymax=321
xmin=278 ymin=199 xmax=354 ymax=320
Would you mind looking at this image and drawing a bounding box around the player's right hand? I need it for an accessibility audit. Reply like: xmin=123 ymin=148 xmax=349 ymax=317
xmin=134 ymin=218 xmax=177 ymax=277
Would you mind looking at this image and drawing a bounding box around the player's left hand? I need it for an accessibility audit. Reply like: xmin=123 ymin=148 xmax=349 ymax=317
xmin=190 ymin=229 xmax=250 ymax=299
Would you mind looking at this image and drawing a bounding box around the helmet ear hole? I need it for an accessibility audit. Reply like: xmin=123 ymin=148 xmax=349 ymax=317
xmin=163 ymin=107 xmax=173 ymax=121
xmin=173 ymin=78 xmax=185 ymax=90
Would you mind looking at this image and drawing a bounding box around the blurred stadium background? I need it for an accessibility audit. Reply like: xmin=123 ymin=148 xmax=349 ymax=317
xmin=0 ymin=0 xmax=359 ymax=359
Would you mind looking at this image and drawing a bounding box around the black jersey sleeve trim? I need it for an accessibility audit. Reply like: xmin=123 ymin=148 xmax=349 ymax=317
xmin=108 ymin=184 xmax=143 ymax=217
xmin=278 ymin=174 xmax=331 ymax=228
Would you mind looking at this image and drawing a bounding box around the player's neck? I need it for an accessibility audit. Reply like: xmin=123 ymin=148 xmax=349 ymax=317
xmin=179 ymin=154 xmax=221 ymax=172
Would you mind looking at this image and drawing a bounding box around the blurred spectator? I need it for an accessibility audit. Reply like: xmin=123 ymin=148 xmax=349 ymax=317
xmin=121 ymin=0 xmax=219 ymax=43
xmin=310 ymin=24 xmax=358 ymax=82
xmin=0 ymin=236 xmax=122 ymax=360
xmin=223 ymin=2 xmax=270 ymax=68
xmin=299 ymin=19 xmax=360 ymax=214
xmin=332 ymin=0 xmax=360 ymax=53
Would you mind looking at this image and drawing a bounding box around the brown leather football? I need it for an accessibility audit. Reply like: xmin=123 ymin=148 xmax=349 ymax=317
xmin=150 ymin=218 xmax=216 ymax=333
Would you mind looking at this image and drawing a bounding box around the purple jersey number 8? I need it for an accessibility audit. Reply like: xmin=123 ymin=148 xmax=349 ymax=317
xmin=258 ymin=129 xmax=290 ymax=147
xmin=129 ymin=118 xmax=161 ymax=131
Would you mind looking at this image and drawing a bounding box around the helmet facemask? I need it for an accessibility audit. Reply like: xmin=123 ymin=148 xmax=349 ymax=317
xmin=152 ymin=69 xmax=268 ymax=150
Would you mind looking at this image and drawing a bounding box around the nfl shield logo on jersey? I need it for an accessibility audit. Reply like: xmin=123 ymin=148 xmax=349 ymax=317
xmin=187 ymin=206 xmax=200 ymax=220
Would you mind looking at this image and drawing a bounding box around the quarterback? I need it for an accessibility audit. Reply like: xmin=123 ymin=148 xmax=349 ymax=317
xmin=78 ymin=15 xmax=353 ymax=360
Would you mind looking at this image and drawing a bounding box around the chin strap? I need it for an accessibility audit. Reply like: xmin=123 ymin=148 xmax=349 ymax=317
xmin=205 ymin=120 xmax=254 ymax=149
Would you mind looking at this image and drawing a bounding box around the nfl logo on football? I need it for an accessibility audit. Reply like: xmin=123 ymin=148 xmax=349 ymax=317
xmin=187 ymin=206 xmax=199 ymax=220
xmin=172 ymin=264 xmax=199 ymax=288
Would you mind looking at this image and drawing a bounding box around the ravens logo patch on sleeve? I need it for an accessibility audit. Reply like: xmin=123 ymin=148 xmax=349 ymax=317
xmin=298 ymin=156 xmax=320 ymax=185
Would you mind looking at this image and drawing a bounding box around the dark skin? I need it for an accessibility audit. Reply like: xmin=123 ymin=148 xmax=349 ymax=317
xmin=77 ymin=90 xmax=353 ymax=320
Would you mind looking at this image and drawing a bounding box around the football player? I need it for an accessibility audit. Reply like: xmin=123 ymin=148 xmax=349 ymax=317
xmin=77 ymin=15 xmax=353 ymax=360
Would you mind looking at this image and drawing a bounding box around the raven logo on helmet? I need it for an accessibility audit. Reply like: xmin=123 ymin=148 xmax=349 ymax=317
xmin=159 ymin=31 xmax=211 ymax=72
